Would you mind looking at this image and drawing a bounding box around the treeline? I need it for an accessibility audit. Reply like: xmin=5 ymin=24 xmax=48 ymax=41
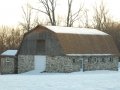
xmin=0 ymin=21 xmax=120 ymax=53
xmin=0 ymin=26 xmax=23 ymax=53
xmin=19 ymin=0 xmax=120 ymax=52
xmin=104 ymin=22 xmax=120 ymax=52
xmin=0 ymin=0 xmax=120 ymax=53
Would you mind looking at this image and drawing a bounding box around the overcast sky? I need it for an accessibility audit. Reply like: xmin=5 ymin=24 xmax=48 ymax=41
xmin=0 ymin=0 xmax=120 ymax=26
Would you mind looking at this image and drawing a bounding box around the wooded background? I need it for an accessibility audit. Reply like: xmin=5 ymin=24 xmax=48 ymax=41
xmin=0 ymin=0 xmax=120 ymax=53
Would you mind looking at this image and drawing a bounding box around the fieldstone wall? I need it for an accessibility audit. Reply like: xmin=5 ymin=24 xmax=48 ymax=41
xmin=45 ymin=56 xmax=82 ymax=73
xmin=83 ymin=56 xmax=119 ymax=71
xmin=1 ymin=57 xmax=15 ymax=74
xmin=18 ymin=55 xmax=34 ymax=73
xmin=45 ymin=56 xmax=119 ymax=73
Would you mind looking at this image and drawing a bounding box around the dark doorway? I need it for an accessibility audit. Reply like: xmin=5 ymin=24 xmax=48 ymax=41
xmin=36 ymin=40 xmax=46 ymax=55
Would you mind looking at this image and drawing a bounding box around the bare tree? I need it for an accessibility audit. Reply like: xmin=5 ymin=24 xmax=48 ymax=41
xmin=66 ymin=0 xmax=84 ymax=27
xmin=93 ymin=1 xmax=110 ymax=30
xmin=0 ymin=26 xmax=8 ymax=51
xmin=32 ymin=0 xmax=84 ymax=27
xmin=67 ymin=0 xmax=72 ymax=27
xmin=33 ymin=13 xmax=40 ymax=26
xmin=5 ymin=28 xmax=23 ymax=49
xmin=103 ymin=22 xmax=120 ymax=53
xmin=20 ymin=3 xmax=32 ymax=32
xmin=84 ymin=9 xmax=89 ymax=28
xmin=0 ymin=26 xmax=23 ymax=52
xmin=33 ymin=0 xmax=56 ymax=26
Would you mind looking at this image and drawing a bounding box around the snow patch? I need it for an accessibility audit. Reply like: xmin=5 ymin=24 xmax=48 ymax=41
xmin=46 ymin=26 xmax=108 ymax=35
xmin=1 ymin=50 xmax=17 ymax=56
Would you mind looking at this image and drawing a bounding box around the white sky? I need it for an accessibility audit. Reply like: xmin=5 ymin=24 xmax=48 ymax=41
xmin=0 ymin=0 xmax=120 ymax=26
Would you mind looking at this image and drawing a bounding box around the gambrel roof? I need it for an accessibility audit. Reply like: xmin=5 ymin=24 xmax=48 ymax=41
xmin=17 ymin=25 xmax=119 ymax=56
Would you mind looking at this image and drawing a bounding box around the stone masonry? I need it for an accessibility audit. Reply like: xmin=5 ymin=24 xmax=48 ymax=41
xmin=45 ymin=56 xmax=82 ymax=73
xmin=83 ymin=56 xmax=119 ymax=71
xmin=18 ymin=55 xmax=34 ymax=73
xmin=45 ymin=56 xmax=119 ymax=73
xmin=1 ymin=57 xmax=15 ymax=74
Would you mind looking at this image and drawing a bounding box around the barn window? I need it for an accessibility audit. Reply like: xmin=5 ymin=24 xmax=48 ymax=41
xmin=93 ymin=57 xmax=98 ymax=63
xmin=110 ymin=58 xmax=113 ymax=62
xmin=6 ymin=58 xmax=11 ymax=63
xmin=88 ymin=58 xmax=92 ymax=63
xmin=36 ymin=40 xmax=46 ymax=54
xmin=73 ymin=59 xmax=76 ymax=63
xmin=5 ymin=58 xmax=11 ymax=66
xmin=88 ymin=59 xmax=92 ymax=63
xmin=102 ymin=58 xmax=105 ymax=63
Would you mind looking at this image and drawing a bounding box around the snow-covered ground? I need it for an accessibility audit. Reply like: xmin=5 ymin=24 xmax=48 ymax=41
xmin=0 ymin=63 xmax=119 ymax=90
xmin=0 ymin=70 xmax=120 ymax=90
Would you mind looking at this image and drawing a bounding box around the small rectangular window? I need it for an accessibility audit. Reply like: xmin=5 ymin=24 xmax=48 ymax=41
xmin=73 ymin=59 xmax=75 ymax=63
xmin=88 ymin=59 xmax=92 ymax=63
xmin=88 ymin=57 xmax=93 ymax=63
xmin=102 ymin=58 xmax=105 ymax=63
xmin=6 ymin=58 xmax=10 ymax=63
xmin=110 ymin=58 xmax=113 ymax=62
xmin=93 ymin=57 xmax=98 ymax=63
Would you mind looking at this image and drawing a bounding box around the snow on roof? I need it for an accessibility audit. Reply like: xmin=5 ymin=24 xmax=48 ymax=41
xmin=1 ymin=50 xmax=18 ymax=56
xmin=66 ymin=54 xmax=113 ymax=56
xmin=46 ymin=26 xmax=108 ymax=35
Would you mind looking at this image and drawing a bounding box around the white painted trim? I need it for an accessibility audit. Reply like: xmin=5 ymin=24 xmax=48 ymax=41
xmin=67 ymin=54 xmax=113 ymax=56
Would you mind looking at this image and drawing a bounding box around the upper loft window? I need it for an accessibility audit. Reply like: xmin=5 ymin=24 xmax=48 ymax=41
xmin=36 ymin=40 xmax=46 ymax=55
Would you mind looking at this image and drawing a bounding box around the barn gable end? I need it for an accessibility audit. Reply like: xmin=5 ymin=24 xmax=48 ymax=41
xmin=18 ymin=25 xmax=65 ymax=56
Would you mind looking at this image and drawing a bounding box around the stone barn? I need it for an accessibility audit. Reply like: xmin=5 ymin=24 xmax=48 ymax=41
xmin=0 ymin=50 xmax=17 ymax=74
xmin=17 ymin=25 xmax=119 ymax=73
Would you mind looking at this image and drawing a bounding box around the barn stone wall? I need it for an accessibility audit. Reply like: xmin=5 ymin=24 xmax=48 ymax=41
xmin=1 ymin=57 xmax=15 ymax=74
xmin=45 ymin=56 xmax=82 ymax=73
xmin=45 ymin=56 xmax=119 ymax=73
xmin=83 ymin=56 xmax=119 ymax=71
xmin=18 ymin=55 xmax=34 ymax=73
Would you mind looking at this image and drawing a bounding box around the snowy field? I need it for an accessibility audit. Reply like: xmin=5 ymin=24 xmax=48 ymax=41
xmin=0 ymin=64 xmax=120 ymax=90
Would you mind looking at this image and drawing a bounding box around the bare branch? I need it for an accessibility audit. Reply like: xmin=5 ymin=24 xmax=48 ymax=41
xmin=34 ymin=0 xmax=56 ymax=26
xmin=66 ymin=0 xmax=84 ymax=27
xmin=32 ymin=8 xmax=48 ymax=15
xmin=20 ymin=3 xmax=32 ymax=32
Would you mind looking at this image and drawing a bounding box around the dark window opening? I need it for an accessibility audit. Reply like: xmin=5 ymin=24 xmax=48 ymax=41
xmin=102 ymin=58 xmax=105 ymax=63
xmin=94 ymin=57 xmax=96 ymax=60
xmin=6 ymin=58 xmax=11 ymax=63
xmin=88 ymin=57 xmax=92 ymax=63
xmin=73 ymin=59 xmax=75 ymax=63
xmin=110 ymin=58 xmax=113 ymax=62
xmin=88 ymin=58 xmax=92 ymax=63
xmin=94 ymin=59 xmax=98 ymax=63
xmin=93 ymin=57 xmax=98 ymax=63
xmin=36 ymin=40 xmax=46 ymax=54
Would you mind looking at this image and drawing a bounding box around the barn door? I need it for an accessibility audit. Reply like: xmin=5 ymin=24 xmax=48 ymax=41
xmin=36 ymin=40 xmax=46 ymax=55
xmin=80 ymin=58 xmax=84 ymax=72
xmin=34 ymin=55 xmax=46 ymax=72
